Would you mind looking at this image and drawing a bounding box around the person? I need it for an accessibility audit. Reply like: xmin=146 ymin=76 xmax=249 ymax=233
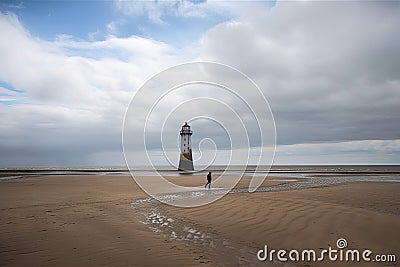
xmin=205 ymin=171 xmax=212 ymax=189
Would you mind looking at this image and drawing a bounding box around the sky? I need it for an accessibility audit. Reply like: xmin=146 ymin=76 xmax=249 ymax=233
xmin=0 ymin=0 xmax=399 ymax=167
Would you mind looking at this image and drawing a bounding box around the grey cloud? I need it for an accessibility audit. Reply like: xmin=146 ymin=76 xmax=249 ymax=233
xmin=201 ymin=1 xmax=400 ymax=148
xmin=0 ymin=104 xmax=124 ymax=166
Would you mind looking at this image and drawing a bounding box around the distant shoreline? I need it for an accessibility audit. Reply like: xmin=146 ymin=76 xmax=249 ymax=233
xmin=1 ymin=165 xmax=400 ymax=180
xmin=0 ymin=165 xmax=400 ymax=173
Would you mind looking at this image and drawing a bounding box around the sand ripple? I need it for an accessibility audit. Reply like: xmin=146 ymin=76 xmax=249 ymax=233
xmin=131 ymin=175 xmax=399 ymax=266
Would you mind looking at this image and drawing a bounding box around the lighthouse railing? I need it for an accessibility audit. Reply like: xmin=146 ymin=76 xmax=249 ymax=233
xmin=180 ymin=129 xmax=193 ymax=135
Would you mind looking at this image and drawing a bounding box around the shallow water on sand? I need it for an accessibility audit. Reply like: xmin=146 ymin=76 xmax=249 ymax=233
xmin=2 ymin=165 xmax=399 ymax=180
xmin=131 ymin=174 xmax=400 ymax=266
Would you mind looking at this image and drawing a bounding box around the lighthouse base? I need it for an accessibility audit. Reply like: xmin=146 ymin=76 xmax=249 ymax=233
xmin=178 ymin=156 xmax=194 ymax=171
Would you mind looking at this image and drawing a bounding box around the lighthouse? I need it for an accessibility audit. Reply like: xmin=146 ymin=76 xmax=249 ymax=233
xmin=178 ymin=122 xmax=194 ymax=171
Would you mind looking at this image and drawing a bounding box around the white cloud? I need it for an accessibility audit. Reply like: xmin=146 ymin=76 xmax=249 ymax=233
xmin=0 ymin=12 xmax=190 ymax=166
xmin=0 ymin=12 xmax=184 ymax=105
xmin=274 ymin=140 xmax=400 ymax=165
xmin=3 ymin=2 xmax=24 ymax=10
xmin=114 ymin=0 xmax=244 ymax=24
xmin=106 ymin=21 xmax=119 ymax=35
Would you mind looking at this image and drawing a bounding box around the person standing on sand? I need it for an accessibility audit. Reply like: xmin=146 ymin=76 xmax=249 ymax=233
xmin=205 ymin=171 xmax=212 ymax=189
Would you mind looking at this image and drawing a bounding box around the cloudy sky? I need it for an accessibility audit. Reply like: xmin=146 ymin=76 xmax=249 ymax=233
xmin=0 ymin=0 xmax=399 ymax=167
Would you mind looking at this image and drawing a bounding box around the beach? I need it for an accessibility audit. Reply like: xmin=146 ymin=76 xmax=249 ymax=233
xmin=0 ymin=173 xmax=399 ymax=266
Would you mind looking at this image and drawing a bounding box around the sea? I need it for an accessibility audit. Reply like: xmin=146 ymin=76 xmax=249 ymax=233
xmin=1 ymin=165 xmax=400 ymax=182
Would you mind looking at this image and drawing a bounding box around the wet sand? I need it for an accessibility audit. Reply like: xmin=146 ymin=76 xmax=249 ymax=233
xmin=164 ymin=182 xmax=400 ymax=266
xmin=1 ymin=174 xmax=399 ymax=266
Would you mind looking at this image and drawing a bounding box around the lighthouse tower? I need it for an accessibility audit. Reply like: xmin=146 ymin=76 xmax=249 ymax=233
xmin=178 ymin=122 xmax=194 ymax=171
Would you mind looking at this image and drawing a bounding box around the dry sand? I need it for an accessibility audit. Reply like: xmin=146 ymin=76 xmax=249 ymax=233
xmin=0 ymin=175 xmax=214 ymax=266
xmin=0 ymin=174 xmax=399 ymax=266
